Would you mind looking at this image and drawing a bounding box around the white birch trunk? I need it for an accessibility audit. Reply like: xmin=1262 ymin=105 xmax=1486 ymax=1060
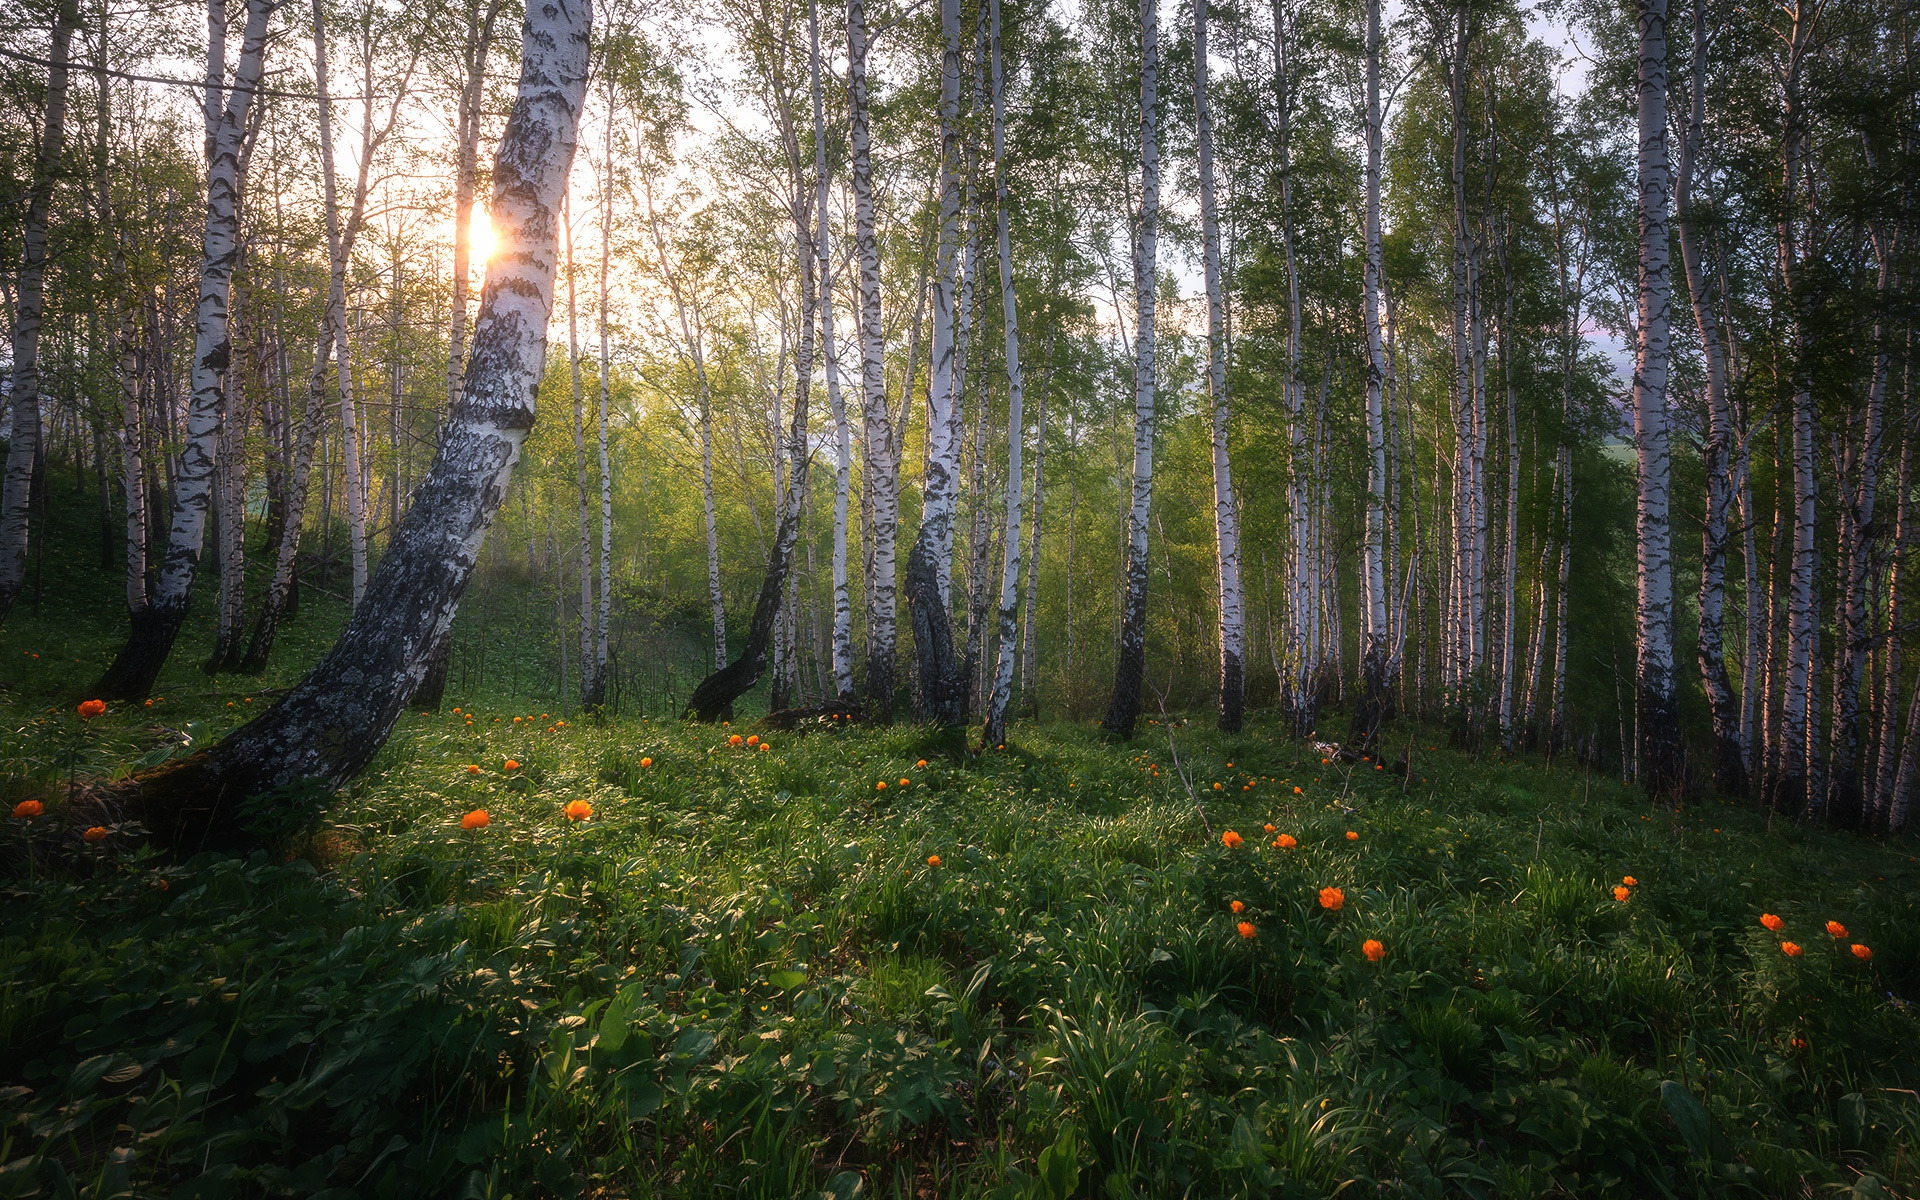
xmin=96 ymin=0 xmax=272 ymax=699
xmin=1631 ymin=0 xmax=1680 ymax=794
xmin=809 ymin=0 xmax=855 ymax=702
xmin=0 ymin=0 xmax=76 ymax=622
xmin=124 ymin=0 xmax=592 ymax=841
xmin=982 ymin=0 xmax=1024 ymax=748
xmin=1100 ymin=0 xmax=1158 ymax=737
xmin=596 ymin=90 xmax=613 ymax=697
xmin=564 ymin=202 xmax=598 ymax=706
xmin=849 ymin=0 xmax=898 ymax=716
xmin=1354 ymin=0 xmax=1390 ymax=745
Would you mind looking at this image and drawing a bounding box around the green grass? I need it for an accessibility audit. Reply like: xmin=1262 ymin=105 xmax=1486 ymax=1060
xmin=1 ymin=483 xmax=1917 ymax=1197
xmin=3 ymin=688 xmax=1918 ymax=1198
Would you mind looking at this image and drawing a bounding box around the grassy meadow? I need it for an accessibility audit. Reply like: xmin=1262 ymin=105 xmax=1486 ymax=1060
xmin=1 ymin=504 xmax=1918 ymax=1197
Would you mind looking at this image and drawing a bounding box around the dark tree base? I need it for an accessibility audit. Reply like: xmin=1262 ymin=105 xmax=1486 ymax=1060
xmin=95 ymin=603 xmax=188 ymax=701
xmin=904 ymin=539 xmax=962 ymax=726
xmin=1217 ymin=650 xmax=1244 ymax=734
xmin=410 ymin=636 xmax=452 ymax=710
xmin=1347 ymin=648 xmax=1393 ymax=752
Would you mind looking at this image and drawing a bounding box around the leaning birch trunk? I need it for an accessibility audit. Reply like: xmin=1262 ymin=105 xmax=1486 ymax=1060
xmin=849 ymin=0 xmax=898 ymax=718
xmin=810 ymin=0 xmax=855 ymax=703
xmin=1018 ymin=369 xmax=1046 ymax=716
xmin=1676 ymin=0 xmax=1743 ymax=794
xmin=1195 ymin=0 xmax=1244 ymax=733
xmin=107 ymin=0 xmax=591 ymax=845
xmin=1351 ymin=0 xmax=1390 ymax=748
xmin=683 ymin=104 xmax=818 ymax=722
xmin=981 ymin=0 xmax=1024 ymax=750
xmin=565 ymin=205 xmax=600 ymax=707
xmin=1100 ymin=0 xmax=1159 ymax=738
xmin=1871 ymin=438 xmax=1910 ymax=826
xmin=94 ymin=0 xmax=271 ymax=700
xmin=0 ymin=0 xmax=76 ymax=624
xmin=1631 ymin=0 xmax=1681 ymax=797
xmin=904 ymin=0 xmax=968 ymax=725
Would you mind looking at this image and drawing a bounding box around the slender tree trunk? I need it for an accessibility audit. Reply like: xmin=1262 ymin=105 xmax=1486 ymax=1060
xmin=1776 ymin=11 xmax=1817 ymax=815
xmin=1631 ymin=0 xmax=1681 ymax=797
xmin=810 ymin=0 xmax=855 ymax=703
xmin=1277 ymin=0 xmax=1313 ymax=736
xmin=565 ymin=202 xmax=599 ymax=707
xmin=596 ymin=84 xmax=614 ymax=702
xmin=904 ymin=0 xmax=969 ymax=725
xmin=982 ymin=0 xmax=1025 ymax=749
xmin=849 ymin=0 xmax=898 ymax=719
xmin=1100 ymin=0 xmax=1159 ymax=739
xmin=1196 ymin=0 xmax=1244 ymax=735
xmin=1018 ymin=361 xmax=1046 ymax=718
xmin=1353 ymin=0 xmax=1390 ymax=747
xmin=111 ymin=0 xmax=590 ymax=844
xmin=0 ymin=0 xmax=77 ymax=624
xmin=1872 ymin=435 xmax=1910 ymax=826
xmin=95 ymin=0 xmax=271 ymax=699
xmin=1676 ymin=0 xmax=1744 ymax=793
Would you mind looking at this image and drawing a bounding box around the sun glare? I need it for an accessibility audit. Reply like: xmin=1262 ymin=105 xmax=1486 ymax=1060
xmin=468 ymin=206 xmax=496 ymax=263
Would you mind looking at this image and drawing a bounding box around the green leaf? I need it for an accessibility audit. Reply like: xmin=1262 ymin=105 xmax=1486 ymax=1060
xmin=1660 ymin=1079 xmax=1713 ymax=1161
xmin=1038 ymin=1124 xmax=1080 ymax=1200
xmin=769 ymin=969 xmax=808 ymax=990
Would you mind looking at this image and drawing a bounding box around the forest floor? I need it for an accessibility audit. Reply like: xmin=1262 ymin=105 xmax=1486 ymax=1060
xmin=2 ymin=518 xmax=1919 ymax=1196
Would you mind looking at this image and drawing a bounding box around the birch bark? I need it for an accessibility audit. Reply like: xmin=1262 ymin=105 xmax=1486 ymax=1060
xmin=95 ymin=0 xmax=272 ymax=699
xmin=1100 ymin=0 xmax=1159 ymax=738
xmin=1353 ymin=0 xmax=1390 ymax=746
xmin=115 ymin=0 xmax=590 ymax=844
xmin=1631 ymin=0 xmax=1682 ymax=797
xmin=810 ymin=0 xmax=855 ymax=702
xmin=982 ymin=0 xmax=1024 ymax=749
xmin=0 ymin=0 xmax=77 ymax=623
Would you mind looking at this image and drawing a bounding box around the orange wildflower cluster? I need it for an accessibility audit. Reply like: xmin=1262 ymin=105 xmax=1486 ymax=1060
xmin=1613 ymin=885 xmax=1632 ymax=902
xmin=746 ymin=735 xmax=759 ymax=746
xmin=461 ymin=809 xmax=490 ymax=830
xmin=77 ymin=699 xmax=106 ymax=718
xmin=1274 ymin=833 xmax=1297 ymax=849
xmin=1237 ymin=921 xmax=1257 ymax=940
xmin=1221 ymin=830 xmax=1244 ymax=848
xmin=729 ymin=734 xmax=743 ymax=747
xmin=1362 ymin=939 xmax=1386 ymax=962
xmin=1318 ymin=887 xmax=1345 ymax=911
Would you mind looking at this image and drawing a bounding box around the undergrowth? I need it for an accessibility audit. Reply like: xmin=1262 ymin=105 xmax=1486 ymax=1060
xmin=2 ymin=692 xmax=1916 ymax=1198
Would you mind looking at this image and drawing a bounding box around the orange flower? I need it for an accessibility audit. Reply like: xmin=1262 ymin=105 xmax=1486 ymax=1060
xmin=1345 ymin=830 xmax=1359 ymax=841
xmin=1230 ymin=900 xmax=1245 ymax=914
xmin=1319 ymin=887 xmax=1345 ymax=911
xmin=1613 ymin=885 xmax=1631 ymax=902
xmin=1237 ymin=921 xmax=1257 ymax=939
xmin=453 ymin=707 xmax=462 ymax=714
xmin=11 ymin=800 xmax=43 ymax=819
xmin=1221 ymin=830 xmax=1244 ymax=848
xmin=1293 ymin=786 xmax=1303 ymax=794
xmin=1851 ymin=943 xmax=1872 ymax=960
xmin=1760 ymin=913 xmax=1784 ymax=931
xmin=729 ymin=734 xmax=743 ymax=747
xmin=1212 ymin=782 xmax=1222 ymax=791
xmin=461 ymin=809 xmax=490 ymax=830
xmin=640 ymin=756 xmax=653 ymax=768
xmin=899 ymin=778 xmax=910 ymax=787
xmin=1275 ymin=833 xmax=1298 ymax=849
xmin=513 ymin=716 xmax=522 ymax=723
xmin=503 ymin=759 xmax=520 ymax=771
xmin=465 ymin=765 xmax=481 ymax=775
xmin=77 ymin=699 xmax=106 ymax=718
xmin=876 ymin=781 xmax=887 ymax=790
xmin=565 ymin=800 xmax=593 ymax=821
xmin=746 ymin=734 xmax=759 ymax=746
xmin=927 ymin=855 xmax=941 ymax=867
xmin=916 ymin=759 xmax=929 ymax=768
xmin=759 ymin=743 xmax=770 ymax=752
xmin=1622 ymin=875 xmax=1638 ymax=886
xmin=83 ymin=826 xmax=108 ymax=843
xmin=1781 ymin=941 xmax=1802 ymax=957
xmin=1825 ymin=920 xmax=1848 ymax=938
xmin=1362 ymin=938 xmax=1386 ymax=962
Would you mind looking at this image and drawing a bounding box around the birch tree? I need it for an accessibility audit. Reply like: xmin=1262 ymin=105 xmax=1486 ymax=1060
xmin=115 ymin=0 xmax=592 ymax=841
xmin=982 ymin=0 xmax=1025 ymax=749
xmin=1352 ymin=0 xmax=1390 ymax=747
xmin=809 ymin=0 xmax=855 ymax=703
xmin=95 ymin=0 xmax=273 ymax=699
xmin=0 ymin=0 xmax=78 ymax=624
xmin=1100 ymin=0 xmax=1159 ymax=738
